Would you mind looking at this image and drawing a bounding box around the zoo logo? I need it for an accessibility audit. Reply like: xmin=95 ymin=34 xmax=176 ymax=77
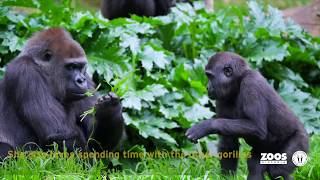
xmin=260 ymin=153 xmax=287 ymax=165
xmin=292 ymin=151 xmax=308 ymax=167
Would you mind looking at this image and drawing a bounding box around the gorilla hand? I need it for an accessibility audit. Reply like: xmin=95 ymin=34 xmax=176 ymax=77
xmin=186 ymin=119 xmax=214 ymax=143
xmin=95 ymin=92 xmax=122 ymax=115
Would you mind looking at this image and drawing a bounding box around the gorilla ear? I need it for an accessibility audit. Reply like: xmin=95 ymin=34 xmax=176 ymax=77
xmin=43 ymin=49 xmax=52 ymax=62
xmin=223 ymin=66 xmax=233 ymax=77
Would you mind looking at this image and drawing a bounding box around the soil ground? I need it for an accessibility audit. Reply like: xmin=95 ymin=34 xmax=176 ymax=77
xmin=283 ymin=0 xmax=320 ymax=36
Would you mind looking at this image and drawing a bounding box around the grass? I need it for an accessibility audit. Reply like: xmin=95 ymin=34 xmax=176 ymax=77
xmin=1 ymin=1 xmax=318 ymax=179
xmin=0 ymin=135 xmax=319 ymax=179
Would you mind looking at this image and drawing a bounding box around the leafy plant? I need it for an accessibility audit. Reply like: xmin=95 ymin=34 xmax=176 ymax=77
xmin=0 ymin=0 xmax=319 ymax=152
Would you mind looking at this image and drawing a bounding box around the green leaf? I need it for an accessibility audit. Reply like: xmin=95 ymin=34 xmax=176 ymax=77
xmin=184 ymin=104 xmax=214 ymax=122
xmin=248 ymin=41 xmax=288 ymax=66
xmin=147 ymin=116 xmax=178 ymax=129
xmin=139 ymin=125 xmax=177 ymax=144
xmin=122 ymin=92 xmax=142 ymax=111
xmin=120 ymin=33 xmax=140 ymax=56
xmin=248 ymin=1 xmax=265 ymax=27
xmin=248 ymin=1 xmax=286 ymax=36
xmin=263 ymin=63 xmax=308 ymax=88
xmin=122 ymin=84 xmax=168 ymax=110
xmin=88 ymin=44 xmax=132 ymax=82
xmin=159 ymin=105 xmax=180 ymax=120
xmin=123 ymin=113 xmax=177 ymax=145
xmin=0 ymin=32 xmax=25 ymax=52
xmin=0 ymin=67 xmax=4 ymax=79
xmin=139 ymin=45 xmax=169 ymax=72
xmin=143 ymin=84 xmax=168 ymax=98
xmin=266 ymin=5 xmax=286 ymax=35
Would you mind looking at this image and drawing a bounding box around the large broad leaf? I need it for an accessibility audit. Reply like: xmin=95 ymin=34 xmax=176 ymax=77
xmin=122 ymin=92 xmax=142 ymax=111
xmin=139 ymin=125 xmax=177 ymax=144
xmin=122 ymin=84 xmax=168 ymax=111
xmin=184 ymin=103 xmax=214 ymax=122
xmin=138 ymin=84 xmax=168 ymax=101
xmin=248 ymin=1 xmax=265 ymax=28
xmin=139 ymin=45 xmax=170 ymax=72
xmin=248 ymin=1 xmax=286 ymax=36
xmin=0 ymin=32 xmax=25 ymax=52
xmin=247 ymin=41 xmax=288 ymax=66
xmin=87 ymin=35 xmax=132 ymax=82
xmin=263 ymin=63 xmax=308 ymax=88
xmin=88 ymin=54 xmax=131 ymax=83
xmin=119 ymin=33 xmax=140 ymax=56
xmin=123 ymin=113 xmax=177 ymax=145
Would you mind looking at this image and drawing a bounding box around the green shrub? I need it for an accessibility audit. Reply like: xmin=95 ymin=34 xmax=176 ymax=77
xmin=0 ymin=0 xmax=319 ymax=151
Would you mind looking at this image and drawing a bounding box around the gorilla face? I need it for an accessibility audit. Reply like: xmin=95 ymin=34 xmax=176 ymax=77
xmin=205 ymin=52 xmax=248 ymax=100
xmin=44 ymin=41 xmax=89 ymax=101
xmin=64 ymin=59 xmax=89 ymax=101
xmin=205 ymin=63 xmax=234 ymax=100
xmin=23 ymin=29 xmax=90 ymax=102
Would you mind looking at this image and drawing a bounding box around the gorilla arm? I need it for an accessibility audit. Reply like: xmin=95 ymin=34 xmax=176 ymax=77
xmin=101 ymin=0 xmax=156 ymax=19
xmin=89 ymin=92 xmax=124 ymax=151
xmin=186 ymin=82 xmax=268 ymax=143
xmin=4 ymin=56 xmax=78 ymax=147
xmin=101 ymin=0 xmax=126 ymax=19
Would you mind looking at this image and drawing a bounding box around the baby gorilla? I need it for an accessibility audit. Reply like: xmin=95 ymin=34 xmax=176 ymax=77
xmin=186 ymin=52 xmax=309 ymax=180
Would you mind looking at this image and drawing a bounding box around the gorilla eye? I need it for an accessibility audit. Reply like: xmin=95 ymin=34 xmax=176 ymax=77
xmin=223 ymin=67 xmax=233 ymax=77
xmin=65 ymin=63 xmax=85 ymax=71
xmin=66 ymin=64 xmax=77 ymax=71
xmin=43 ymin=50 xmax=52 ymax=61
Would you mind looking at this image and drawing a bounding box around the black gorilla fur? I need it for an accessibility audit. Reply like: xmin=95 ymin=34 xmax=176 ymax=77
xmin=0 ymin=28 xmax=124 ymax=157
xmin=101 ymin=0 xmax=190 ymax=19
xmin=186 ymin=52 xmax=309 ymax=180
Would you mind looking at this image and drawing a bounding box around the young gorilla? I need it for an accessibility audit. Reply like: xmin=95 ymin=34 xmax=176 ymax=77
xmin=0 ymin=28 xmax=124 ymax=157
xmin=100 ymin=0 xmax=190 ymax=19
xmin=186 ymin=52 xmax=309 ymax=180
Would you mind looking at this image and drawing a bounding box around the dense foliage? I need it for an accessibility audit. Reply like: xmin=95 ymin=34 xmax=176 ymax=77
xmin=0 ymin=0 xmax=319 ymax=152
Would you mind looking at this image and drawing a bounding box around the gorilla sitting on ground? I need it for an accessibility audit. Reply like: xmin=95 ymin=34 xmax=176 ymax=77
xmin=0 ymin=28 xmax=124 ymax=158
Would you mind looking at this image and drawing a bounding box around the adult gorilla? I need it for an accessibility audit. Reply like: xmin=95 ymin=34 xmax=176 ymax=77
xmin=100 ymin=0 xmax=191 ymax=19
xmin=0 ymin=28 xmax=124 ymax=157
xmin=186 ymin=52 xmax=309 ymax=180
